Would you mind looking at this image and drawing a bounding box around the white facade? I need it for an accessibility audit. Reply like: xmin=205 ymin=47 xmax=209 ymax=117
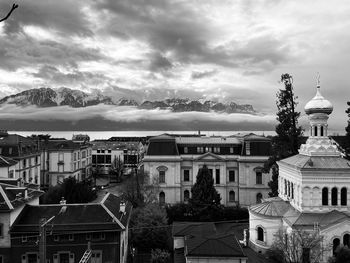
xmin=143 ymin=135 xmax=272 ymax=206
xmin=249 ymin=84 xmax=350 ymax=262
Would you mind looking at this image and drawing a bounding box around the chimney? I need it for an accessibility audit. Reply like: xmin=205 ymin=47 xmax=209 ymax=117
xmin=24 ymin=189 xmax=28 ymax=199
xmin=120 ymin=201 xmax=126 ymax=214
xmin=60 ymin=197 xmax=66 ymax=205
xmin=59 ymin=197 xmax=67 ymax=214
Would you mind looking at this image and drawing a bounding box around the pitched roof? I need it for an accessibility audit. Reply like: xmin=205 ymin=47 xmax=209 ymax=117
xmin=0 ymin=183 xmax=43 ymax=211
xmin=10 ymin=193 xmax=131 ymax=233
xmin=185 ymin=233 xmax=246 ymax=258
xmin=0 ymin=155 xmax=17 ymax=167
xmin=173 ymin=222 xmax=217 ymax=237
xmin=279 ymin=154 xmax=350 ymax=169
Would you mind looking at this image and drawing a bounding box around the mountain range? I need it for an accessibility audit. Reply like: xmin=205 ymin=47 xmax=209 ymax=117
xmin=0 ymin=87 xmax=255 ymax=114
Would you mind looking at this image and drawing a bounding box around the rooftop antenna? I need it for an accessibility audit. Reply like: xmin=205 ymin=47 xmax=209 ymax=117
xmin=316 ymin=72 xmax=321 ymax=88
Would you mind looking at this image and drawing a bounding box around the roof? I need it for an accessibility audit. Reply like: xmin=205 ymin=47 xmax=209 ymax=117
xmin=175 ymin=136 xmax=241 ymax=145
xmin=0 ymin=155 xmax=18 ymax=167
xmin=91 ymin=140 xmax=139 ymax=151
xmin=47 ymin=140 xmax=89 ymax=150
xmin=11 ymin=193 xmax=131 ymax=233
xmin=0 ymin=134 xmax=36 ymax=146
xmin=249 ymin=197 xmax=291 ymax=217
xmin=185 ymin=233 xmax=245 ymax=258
xmin=279 ymin=154 xmax=350 ymax=169
xmin=173 ymin=222 xmax=217 ymax=237
xmin=0 ymin=183 xmax=43 ymax=211
xmin=147 ymin=135 xmax=179 ymax=156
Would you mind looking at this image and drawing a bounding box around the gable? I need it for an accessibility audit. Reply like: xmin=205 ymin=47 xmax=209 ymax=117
xmin=194 ymin=152 xmax=225 ymax=161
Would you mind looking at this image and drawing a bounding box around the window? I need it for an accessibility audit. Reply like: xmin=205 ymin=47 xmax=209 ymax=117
xmin=82 ymin=151 xmax=86 ymax=158
xmin=256 ymin=193 xmax=262 ymax=204
xmin=27 ymin=253 xmax=38 ymax=263
xmin=59 ymin=153 xmax=64 ymax=161
xmin=9 ymin=147 xmax=12 ymax=155
xmin=22 ymin=236 xmax=27 ymax=242
xmin=197 ymin=147 xmax=204 ymax=153
xmin=246 ymin=142 xmax=251 ymax=155
xmin=8 ymin=170 xmax=14 ymax=179
xmin=314 ymin=126 xmax=318 ymax=136
xmin=332 ymin=187 xmax=338 ymax=206
xmin=229 ymin=170 xmax=235 ymax=182
xmin=229 ymin=191 xmax=235 ymax=202
xmin=344 ymin=234 xmax=350 ymax=247
xmin=159 ymin=192 xmax=165 ymax=204
xmin=205 ymin=147 xmax=211 ymax=152
xmin=23 ymin=159 xmax=26 ymax=168
xmin=184 ymin=190 xmax=190 ymax=202
xmin=159 ymin=171 xmax=165 ymax=183
xmin=322 ymin=187 xmax=328 ymax=205
xmin=184 ymin=170 xmax=190 ymax=182
xmin=333 ymin=238 xmax=340 ymax=256
xmin=341 ymin=188 xmax=347 ymax=206
xmin=215 ymin=169 xmax=220 ymax=184
xmin=213 ymin=147 xmax=220 ymax=153
xmin=184 ymin=147 xmax=188 ymax=153
xmin=321 ymin=126 xmax=324 ymax=136
xmin=97 ymin=150 xmax=100 ymax=154
xmin=23 ymin=171 xmax=26 ymax=182
xmin=256 ymin=171 xmax=262 ymax=184
xmin=257 ymin=227 xmax=264 ymax=242
xmin=35 ymin=156 xmax=38 ymax=164
xmin=0 ymin=224 xmax=3 ymax=237
xmin=230 ymin=147 xmax=234 ymax=154
xmin=108 ymin=150 xmax=111 ymax=153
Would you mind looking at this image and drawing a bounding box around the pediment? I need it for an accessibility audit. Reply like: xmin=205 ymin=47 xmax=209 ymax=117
xmin=194 ymin=152 xmax=225 ymax=161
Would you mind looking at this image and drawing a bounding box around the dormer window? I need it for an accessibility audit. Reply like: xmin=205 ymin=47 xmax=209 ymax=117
xmin=184 ymin=147 xmax=188 ymax=153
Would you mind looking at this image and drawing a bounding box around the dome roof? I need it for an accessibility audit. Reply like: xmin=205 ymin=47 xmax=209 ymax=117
xmin=249 ymin=197 xmax=291 ymax=217
xmin=304 ymin=86 xmax=333 ymax=115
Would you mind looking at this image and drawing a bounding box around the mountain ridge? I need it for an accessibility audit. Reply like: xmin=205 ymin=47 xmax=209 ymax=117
xmin=0 ymin=87 xmax=256 ymax=114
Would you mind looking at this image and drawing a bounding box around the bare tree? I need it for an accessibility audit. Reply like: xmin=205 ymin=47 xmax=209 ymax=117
xmin=267 ymin=228 xmax=330 ymax=263
xmin=0 ymin=3 xmax=18 ymax=23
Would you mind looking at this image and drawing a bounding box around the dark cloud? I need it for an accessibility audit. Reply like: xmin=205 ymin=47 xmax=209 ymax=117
xmin=32 ymin=65 xmax=109 ymax=87
xmin=191 ymin=69 xmax=218 ymax=79
xmin=0 ymin=36 xmax=104 ymax=71
xmin=0 ymin=0 xmax=92 ymax=36
xmin=149 ymin=52 xmax=173 ymax=72
xmin=95 ymin=0 xmax=291 ymax=69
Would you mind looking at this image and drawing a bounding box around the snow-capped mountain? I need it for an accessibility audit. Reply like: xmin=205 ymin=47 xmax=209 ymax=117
xmin=0 ymin=87 xmax=255 ymax=113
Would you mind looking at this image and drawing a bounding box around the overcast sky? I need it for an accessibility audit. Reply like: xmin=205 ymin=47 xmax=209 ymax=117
xmin=0 ymin=0 xmax=349 ymax=133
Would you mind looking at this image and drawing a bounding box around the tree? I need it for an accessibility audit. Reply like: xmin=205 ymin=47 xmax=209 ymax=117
xmin=0 ymin=3 xmax=18 ymax=23
xmin=130 ymin=203 xmax=170 ymax=253
xmin=346 ymin=101 xmax=350 ymax=137
xmin=42 ymin=177 xmax=96 ymax=204
xmin=150 ymin=249 xmax=170 ymax=263
xmin=121 ymin=169 xmax=159 ymax=208
xmin=266 ymin=73 xmax=303 ymax=197
xmin=191 ymin=164 xmax=221 ymax=206
xmin=267 ymin=228 xmax=327 ymax=263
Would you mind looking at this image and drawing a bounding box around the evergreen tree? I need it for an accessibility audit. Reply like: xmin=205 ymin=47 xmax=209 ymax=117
xmin=191 ymin=165 xmax=221 ymax=205
xmin=266 ymin=73 xmax=303 ymax=197
xmin=346 ymin=101 xmax=350 ymax=137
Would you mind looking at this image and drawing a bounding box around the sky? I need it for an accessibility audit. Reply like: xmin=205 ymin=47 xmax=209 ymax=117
xmin=0 ymin=0 xmax=349 ymax=133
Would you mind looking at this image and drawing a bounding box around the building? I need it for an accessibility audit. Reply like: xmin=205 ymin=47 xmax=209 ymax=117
xmin=0 ymin=156 xmax=18 ymax=179
xmin=0 ymin=181 xmax=43 ymax=263
xmin=248 ymin=83 xmax=350 ymax=262
xmin=91 ymin=140 xmax=142 ymax=175
xmin=142 ymin=133 xmax=272 ymax=206
xmin=10 ymin=193 xmax=132 ymax=263
xmin=0 ymin=132 xmax=41 ymax=186
xmin=40 ymin=139 xmax=92 ymax=187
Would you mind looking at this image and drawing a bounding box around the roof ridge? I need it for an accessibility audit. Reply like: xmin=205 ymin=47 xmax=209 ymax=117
xmin=0 ymin=156 xmax=9 ymax=165
xmin=100 ymin=202 xmax=125 ymax=230
xmin=186 ymin=236 xmax=208 ymax=254
xmin=0 ymin=185 xmax=14 ymax=210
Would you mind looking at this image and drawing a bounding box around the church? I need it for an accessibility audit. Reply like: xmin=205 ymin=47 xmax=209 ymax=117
xmin=249 ymin=82 xmax=350 ymax=262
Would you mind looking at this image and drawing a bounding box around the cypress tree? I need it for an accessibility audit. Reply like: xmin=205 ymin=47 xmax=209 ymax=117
xmin=191 ymin=165 xmax=221 ymax=205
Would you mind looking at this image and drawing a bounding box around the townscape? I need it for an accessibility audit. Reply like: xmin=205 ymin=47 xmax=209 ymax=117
xmin=1 ymin=1 xmax=350 ymax=263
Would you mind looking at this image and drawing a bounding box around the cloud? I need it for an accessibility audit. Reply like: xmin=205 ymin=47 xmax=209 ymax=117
xmin=0 ymin=104 xmax=276 ymax=126
xmin=148 ymin=52 xmax=173 ymax=72
xmin=192 ymin=70 xmax=218 ymax=79
xmin=0 ymin=0 xmax=92 ymax=36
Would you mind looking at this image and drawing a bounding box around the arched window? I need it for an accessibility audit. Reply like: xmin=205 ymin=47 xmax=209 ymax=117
xmin=320 ymin=126 xmax=324 ymax=136
xmin=344 ymin=234 xmax=350 ymax=247
xmin=257 ymin=227 xmax=264 ymax=242
xmin=184 ymin=190 xmax=190 ymax=202
xmin=333 ymin=238 xmax=340 ymax=255
xmin=314 ymin=126 xmax=318 ymax=136
xmin=332 ymin=187 xmax=338 ymax=206
xmin=159 ymin=192 xmax=165 ymax=204
xmin=256 ymin=193 xmax=262 ymax=204
xmin=322 ymin=187 xmax=328 ymax=205
xmin=229 ymin=191 xmax=235 ymax=202
xmin=341 ymin=188 xmax=347 ymax=206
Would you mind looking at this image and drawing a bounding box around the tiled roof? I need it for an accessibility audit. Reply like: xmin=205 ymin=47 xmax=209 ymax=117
xmin=11 ymin=193 xmax=131 ymax=233
xmin=0 ymin=155 xmax=17 ymax=167
xmin=249 ymin=197 xmax=291 ymax=217
xmin=175 ymin=137 xmax=241 ymax=145
xmin=290 ymin=210 xmax=349 ymax=228
xmin=0 ymin=134 xmax=36 ymax=146
xmin=279 ymin=154 xmax=350 ymax=169
xmin=185 ymin=233 xmax=246 ymax=257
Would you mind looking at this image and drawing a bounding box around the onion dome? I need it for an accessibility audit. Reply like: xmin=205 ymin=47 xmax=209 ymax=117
xmin=304 ymin=85 xmax=333 ymax=115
